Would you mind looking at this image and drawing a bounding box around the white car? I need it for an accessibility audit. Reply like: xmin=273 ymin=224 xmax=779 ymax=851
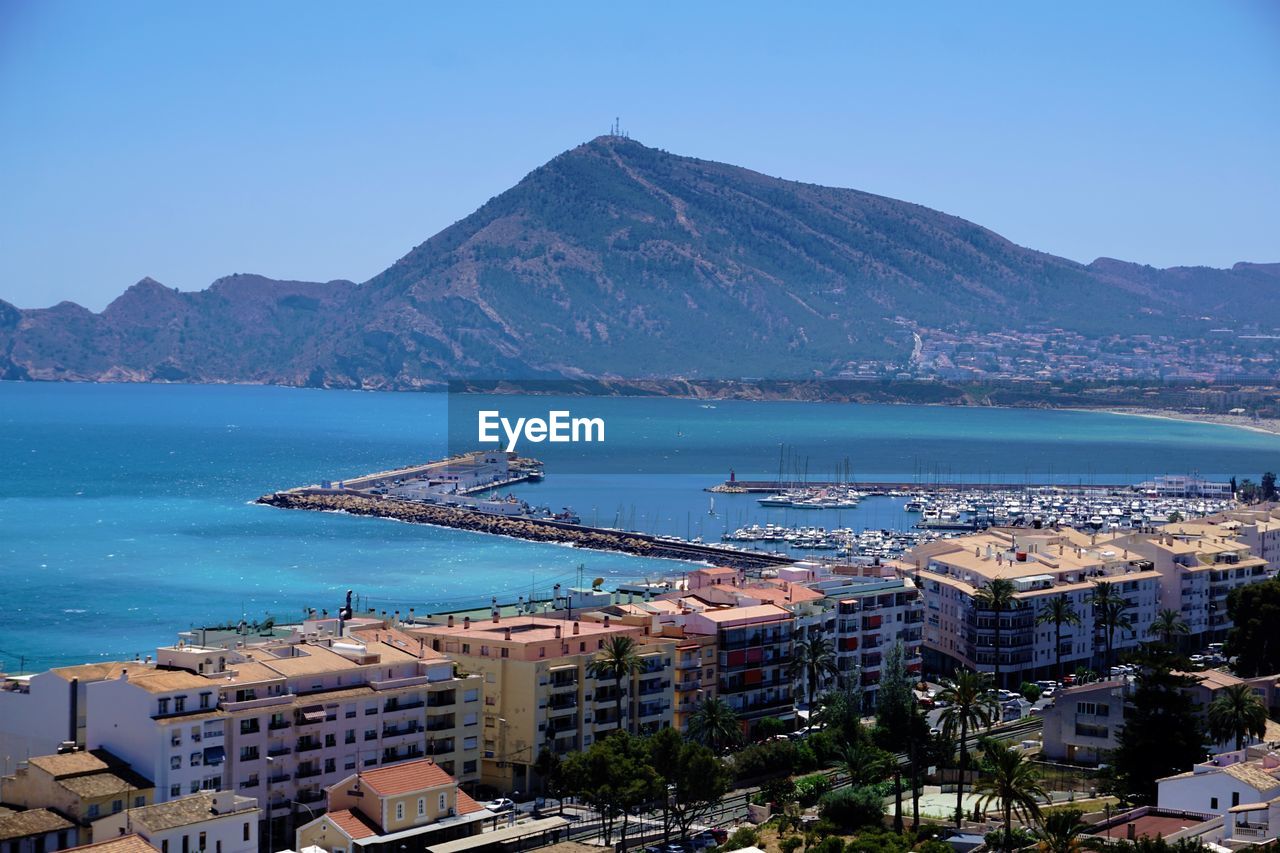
xmin=484 ymin=798 xmax=515 ymax=813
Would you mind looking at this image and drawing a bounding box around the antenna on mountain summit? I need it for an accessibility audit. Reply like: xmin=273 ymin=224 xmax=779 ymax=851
xmin=609 ymin=116 xmax=628 ymax=139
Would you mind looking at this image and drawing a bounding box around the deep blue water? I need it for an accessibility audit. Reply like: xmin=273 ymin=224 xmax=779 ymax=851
xmin=3 ymin=382 xmax=1279 ymax=671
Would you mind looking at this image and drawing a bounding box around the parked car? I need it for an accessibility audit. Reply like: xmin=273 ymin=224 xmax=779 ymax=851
xmin=484 ymin=798 xmax=515 ymax=813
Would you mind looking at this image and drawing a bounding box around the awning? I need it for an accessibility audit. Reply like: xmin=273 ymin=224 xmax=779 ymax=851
xmin=300 ymin=706 xmax=325 ymax=722
xmin=424 ymin=817 xmax=570 ymax=853
xmin=1229 ymin=802 xmax=1269 ymax=813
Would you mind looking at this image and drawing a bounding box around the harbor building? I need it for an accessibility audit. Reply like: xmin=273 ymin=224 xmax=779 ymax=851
xmin=294 ymin=758 xmax=488 ymax=853
xmin=905 ymin=528 xmax=1162 ymax=687
xmin=408 ymin=615 xmax=676 ymax=794
xmin=80 ymin=624 xmax=482 ymax=843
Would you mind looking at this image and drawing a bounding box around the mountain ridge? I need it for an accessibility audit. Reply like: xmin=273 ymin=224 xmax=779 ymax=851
xmin=2 ymin=136 xmax=1277 ymax=388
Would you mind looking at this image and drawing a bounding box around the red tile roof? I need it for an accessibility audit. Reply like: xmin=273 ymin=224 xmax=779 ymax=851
xmin=455 ymin=792 xmax=484 ymax=815
xmin=359 ymin=758 xmax=455 ymax=796
xmin=63 ymin=835 xmax=159 ymax=853
xmin=326 ymin=809 xmax=380 ymax=841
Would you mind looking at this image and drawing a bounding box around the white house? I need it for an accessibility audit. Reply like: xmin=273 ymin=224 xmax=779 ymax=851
xmin=92 ymin=791 xmax=258 ymax=853
xmin=1158 ymin=748 xmax=1280 ymax=820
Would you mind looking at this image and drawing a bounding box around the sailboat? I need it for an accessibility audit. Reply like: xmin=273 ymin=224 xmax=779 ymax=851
xmin=708 ymin=496 xmax=717 ymax=516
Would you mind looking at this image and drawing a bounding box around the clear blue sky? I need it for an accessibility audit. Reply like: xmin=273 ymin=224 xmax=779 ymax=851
xmin=2 ymin=1 xmax=1277 ymax=310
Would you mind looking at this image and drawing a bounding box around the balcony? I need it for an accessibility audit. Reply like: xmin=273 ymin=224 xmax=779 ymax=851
xmin=295 ymin=766 xmax=322 ymax=779
xmin=384 ymin=699 xmax=426 ymax=713
xmin=426 ymin=693 xmax=455 ymax=708
xmin=221 ymin=693 xmax=296 ymax=713
xmin=267 ymin=745 xmax=291 ymax=758
xmin=296 ymin=789 xmax=325 ymax=805
xmin=267 ymin=773 xmax=290 ymax=784
xmin=295 ymin=740 xmax=321 ymax=753
xmin=268 ymin=719 xmax=290 ymax=731
xmin=425 ymin=716 xmax=456 ymax=732
xmin=383 ymin=723 xmax=422 ymax=738
xmin=1233 ymin=823 xmax=1271 ymax=839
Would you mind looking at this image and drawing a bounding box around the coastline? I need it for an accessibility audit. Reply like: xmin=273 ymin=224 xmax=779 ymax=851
xmin=1085 ymin=407 xmax=1280 ymax=437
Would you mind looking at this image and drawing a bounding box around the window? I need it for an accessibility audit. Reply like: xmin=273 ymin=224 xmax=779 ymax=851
xmin=500 ymin=648 xmax=509 ymax=658
xmin=175 ymin=696 xmax=186 ymax=713
xmin=325 ymin=758 xmax=336 ymax=774
xmin=198 ymin=832 xmax=206 ymax=851
xmin=182 ymin=835 xmax=189 ymax=853
xmin=461 ymin=643 xmax=470 ymax=654
xmin=418 ymin=798 xmax=426 ymax=816
xmin=162 ymin=842 xmax=169 ymax=853
xmin=171 ymin=756 xmax=182 ymax=770
xmin=112 ymin=799 xmax=123 ymax=813
xmin=243 ymin=824 xmax=250 ymax=842
xmin=463 ymin=760 xmax=477 ymax=774
xmin=170 ymin=785 xmax=181 ymax=798
xmin=1211 ymin=797 xmax=1219 ymax=810
xmin=199 ymin=692 xmax=212 ymax=709
xmin=134 ymin=796 xmax=145 ymax=807
xmin=158 ymin=698 xmax=170 ymax=715
xmin=325 ymin=733 xmax=336 ymax=747
xmin=87 ymin=804 xmax=100 ymax=819
xmin=439 ymin=793 xmax=447 ymax=811
xmin=1233 ymin=792 xmax=1240 ymax=807
xmin=539 ymin=647 xmax=546 ymax=658
xmin=396 ymin=803 xmax=404 ymax=820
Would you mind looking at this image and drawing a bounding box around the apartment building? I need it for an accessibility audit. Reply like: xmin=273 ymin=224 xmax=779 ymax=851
xmin=906 ymin=528 xmax=1161 ymax=687
xmin=1116 ymin=529 xmax=1272 ymax=641
xmin=817 ymin=577 xmax=924 ymax=708
xmin=82 ymin=625 xmax=483 ymax=840
xmin=295 ymin=758 xmax=487 ymax=853
xmin=680 ymin=604 xmax=795 ymax=732
xmin=0 ymin=750 xmax=154 ymax=842
xmin=410 ymin=614 xmax=675 ymax=793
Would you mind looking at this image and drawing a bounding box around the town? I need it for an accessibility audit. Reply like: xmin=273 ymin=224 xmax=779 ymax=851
xmin=4 ymin=502 xmax=1280 ymax=853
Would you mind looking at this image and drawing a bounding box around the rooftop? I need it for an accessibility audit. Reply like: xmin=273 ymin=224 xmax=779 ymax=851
xmin=123 ymin=793 xmax=256 ymax=832
xmin=411 ymin=616 xmax=638 ymax=644
xmin=0 ymin=808 xmax=75 ymax=842
xmin=63 ymin=835 xmax=158 ymax=853
xmin=351 ymin=758 xmax=457 ymax=797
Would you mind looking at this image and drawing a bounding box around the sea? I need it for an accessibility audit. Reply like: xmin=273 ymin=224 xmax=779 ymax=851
xmin=3 ymin=381 xmax=1279 ymax=671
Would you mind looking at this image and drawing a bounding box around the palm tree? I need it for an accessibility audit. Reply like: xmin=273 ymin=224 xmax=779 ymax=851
xmin=789 ymin=632 xmax=839 ymax=716
xmin=1149 ymin=608 xmax=1189 ymax=648
xmin=1090 ymin=582 xmax=1132 ymax=672
xmin=687 ymin=696 xmax=742 ymax=752
xmin=975 ymin=578 xmax=1018 ymax=689
xmin=589 ymin=635 xmax=642 ymax=734
xmin=1208 ymin=682 xmax=1268 ymax=751
xmin=1033 ymin=808 xmax=1106 ymax=852
xmin=937 ymin=669 xmax=999 ymax=827
xmin=974 ymin=738 xmax=1049 ymax=851
xmin=831 ymin=738 xmax=894 ymax=787
xmin=1036 ymin=594 xmax=1081 ymax=684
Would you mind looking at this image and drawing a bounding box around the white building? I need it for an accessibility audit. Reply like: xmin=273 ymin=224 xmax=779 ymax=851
xmin=92 ymin=791 xmax=258 ymax=853
xmin=1158 ymin=748 xmax=1280 ymax=819
xmin=1039 ymin=679 xmax=1130 ymax=765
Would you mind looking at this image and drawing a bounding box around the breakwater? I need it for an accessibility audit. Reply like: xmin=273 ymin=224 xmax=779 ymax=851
xmin=257 ymin=490 xmax=795 ymax=570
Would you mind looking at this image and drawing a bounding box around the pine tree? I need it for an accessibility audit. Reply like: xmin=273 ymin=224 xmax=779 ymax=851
xmin=1111 ymin=649 xmax=1206 ymax=803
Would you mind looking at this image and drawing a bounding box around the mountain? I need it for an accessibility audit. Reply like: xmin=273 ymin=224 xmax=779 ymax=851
xmin=2 ymin=136 xmax=1277 ymax=388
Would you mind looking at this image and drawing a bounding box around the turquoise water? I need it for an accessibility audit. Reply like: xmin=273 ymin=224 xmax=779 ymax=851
xmin=3 ymin=382 xmax=1279 ymax=671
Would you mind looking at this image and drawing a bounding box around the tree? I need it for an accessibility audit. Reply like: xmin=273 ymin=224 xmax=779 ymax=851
xmin=1036 ymin=594 xmax=1081 ymax=683
xmin=790 ymin=631 xmax=839 ymax=715
xmin=1033 ymin=807 xmax=1106 ymax=853
xmin=1111 ymin=650 xmax=1206 ymax=803
xmin=1262 ymin=471 xmax=1277 ymax=502
xmin=819 ymin=786 xmax=886 ymax=829
xmin=559 ymin=732 xmax=662 ymax=845
xmin=687 ymin=696 xmax=742 ymax=752
xmin=1207 ymin=682 xmax=1268 ymax=751
xmin=1224 ymin=578 xmax=1280 ymax=677
xmin=975 ymin=578 xmax=1018 ymax=689
xmin=937 ymin=669 xmax=998 ymax=827
xmin=589 ymin=635 xmax=642 ymax=734
xmin=532 ymin=747 xmax=565 ymax=813
xmin=1148 ymin=609 xmax=1189 ymax=649
xmin=754 ymin=716 xmax=787 ymax=741
xmin=1091 ymin=581 xmax=1132 ymax=672
xmin=647 ymin=728 xmax=731 ymax=842
xmin=1239 ymin=478 xmax=1260 ymax=504
xmin=873 ymin=641 xmax=926 ymax=832
xmin=974 ymin=739 xmax=1049 ymax=852
xmin=831 ymin=738 xmax=894 ymax=787
xmin=815 ymin=685 xmax=865 ymax=743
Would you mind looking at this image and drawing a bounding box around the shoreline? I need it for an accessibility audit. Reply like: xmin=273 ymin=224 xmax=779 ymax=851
xmin=1084 ymin=407 xmax=1280 ymax=437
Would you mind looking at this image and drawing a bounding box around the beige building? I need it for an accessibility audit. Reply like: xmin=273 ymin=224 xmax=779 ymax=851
xmin=907 ymin=528 xmax=1161 ymax=687
xmin=0 ymin=750 xmax=154 ymax=842
xmin=1114 ymin=529 xmax=1272 ymax=641
xmin=295 ymin=758 xmax=486 ymax=853
xmin=411 ymin=615 xmax=675 ymax=793
xmin=0 ymin=807 xmax=78 ymax=853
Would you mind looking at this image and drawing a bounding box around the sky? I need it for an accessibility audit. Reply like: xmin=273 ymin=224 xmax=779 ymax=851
xmin=1 ymin=2 xmax=1278 ymax=311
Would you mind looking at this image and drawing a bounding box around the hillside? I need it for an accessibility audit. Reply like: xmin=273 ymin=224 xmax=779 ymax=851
xmin=2 ymin=136 xmax=1277 ymax=388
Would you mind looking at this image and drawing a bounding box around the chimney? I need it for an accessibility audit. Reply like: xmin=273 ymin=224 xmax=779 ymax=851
xmin=572 ymin=621 xmax=580 ymax=635
xmin=492 ymin=610 xmax=500 ymax=624
xmin=119 ymin=669 xmax=128 ymax=681
xmin=463 ymin=616 xmax=470 ymax=630
xmin=447 ymin=614 xmax=455 ymax=628
xmin=504 ymin=627 xmax=512 ymax=640
xmin=394 ymin=610 xmax=400 ymax=626
xmin=603 ymin=615 xmax=611 ymax=628
xmin=408 ymin=607 xmax=415 ymax=623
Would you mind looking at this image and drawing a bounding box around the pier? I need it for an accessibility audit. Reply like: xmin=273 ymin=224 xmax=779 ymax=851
xmin=711 ymin=479 xmax=1136 ymax=493
xmin=257 ymin=490 xmax=795 ymax=570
